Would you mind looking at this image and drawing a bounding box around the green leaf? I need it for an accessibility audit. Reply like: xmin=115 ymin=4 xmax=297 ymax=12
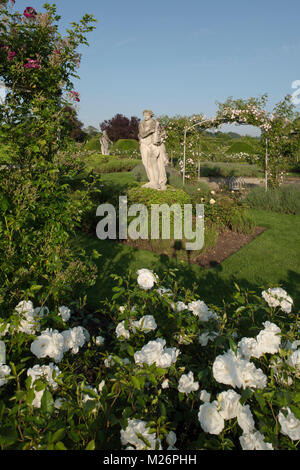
xmin=41 ymin=389 xmax=54 ymax=415
xmin=132 ymin=376 xmax=140 ymax=390
xmin=52 ymin=428 xmax=66 ymax=443
xmin=55 ymin=441 xmax=67 ymax=450
xmin=85 ymin=440 xmax=95 ymax=450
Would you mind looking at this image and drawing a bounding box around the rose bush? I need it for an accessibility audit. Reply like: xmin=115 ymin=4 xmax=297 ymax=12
xmin=0 ymin=267 xmax=299 ymax=450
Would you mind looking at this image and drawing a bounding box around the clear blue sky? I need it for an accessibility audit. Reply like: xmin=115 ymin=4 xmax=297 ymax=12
xmin=13 ymin=0 xmax=300 ymax=135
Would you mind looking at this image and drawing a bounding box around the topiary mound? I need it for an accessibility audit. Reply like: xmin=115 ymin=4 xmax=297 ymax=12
xmin=84 ymin=136 xmax=101 ymax=152
xmin=111 ymin=139 xmax=140 ymax=155
xmin=127 ymin=185 xmax=191 ymax=208
xmin=225 ymin=141 xmax=255 ymax=155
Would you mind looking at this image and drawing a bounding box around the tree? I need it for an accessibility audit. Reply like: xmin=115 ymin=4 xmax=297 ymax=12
xmin=62 ymin=106 xmax=87 ymax=142
xmin=100 ymin=114 xmax=140 ymax=141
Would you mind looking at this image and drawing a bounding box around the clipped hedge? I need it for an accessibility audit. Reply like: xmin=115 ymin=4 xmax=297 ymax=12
xmin=111 ymin=139 xmax=140 ymax=154
xmin=225 ymin=141 xmax=255 ymax=155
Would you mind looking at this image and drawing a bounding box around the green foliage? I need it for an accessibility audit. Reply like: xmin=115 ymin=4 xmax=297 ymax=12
xmin=84 ymin=136 xmax=101 ymax=151
xmin=199 ymin=162 xmax=263 ymax=178
xmin=245 ymin=185 xmax=300 ymax=215
xmin=111 ymin=139 xmax=140 ymax=154
xmin=127 ymin=185 xmax=192 ymax=208
xmin=0 ymin=3 xmax=98 ymax=311
xmin=226 ymin=141 xmax=255 ymax=155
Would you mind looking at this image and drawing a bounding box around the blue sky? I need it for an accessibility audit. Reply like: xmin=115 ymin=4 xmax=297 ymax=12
xmin=11 ymin=0 xmax=300 ymax=135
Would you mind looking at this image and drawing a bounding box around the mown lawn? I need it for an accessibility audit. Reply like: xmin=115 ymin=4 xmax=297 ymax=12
xmin=74 ymin=209 xmax=300 ymax=310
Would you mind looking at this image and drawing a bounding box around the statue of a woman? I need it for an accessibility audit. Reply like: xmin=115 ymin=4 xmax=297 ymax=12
xmin=138 ymin=110 xmax=168 ymax=190
xmin=100 ymin=130 xmax=112 ymax=155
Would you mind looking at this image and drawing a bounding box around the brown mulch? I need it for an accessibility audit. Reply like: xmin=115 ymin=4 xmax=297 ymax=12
xmin=119 ymin=226 xmax=267 ymax=269
xmin=194 ymin=226 xmax=266 ymax=268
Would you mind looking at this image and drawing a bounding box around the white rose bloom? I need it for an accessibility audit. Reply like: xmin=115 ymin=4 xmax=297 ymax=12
xmin=172 ymin=301 xmax=188 ymax=312
xmin=217 ymin=390 xmax=241 ymax=420
xmin=131 ymin=315 xmax=157 ymax=333
xmin=54 ymin=398 xmax=65 ymax=410
xmin=134 ymin=338 xmax=179 ymax=369
xmin=256 ymin=321 xmax=281 ymax=355
xmin=270 ymin=357 xmax=293 ymax=386
xmin=121 ymin=419 xmax=161 ymax=450
xmin=15 ymin=300 xmax=34 ymax=315
xmin=212 ymin=350 xmax=267 ymax=389
xmin=0 ymin=364 xmax=11 ymax=387
xmin=104 ymin=355 xmax=115 ymax=368
xmin=199 ymin=390 xmax=211 ymax=403
xmin=178 ymin=371 xmax=199 ymax=394
xmin=237 ymin=405 xmax=255 ymax=434
xmin=98 ymin=380 xmax=105 ymax=393
xmin=30 ymin=328 xmax=64 ymax=363
xmin=27 ymin=363 xmax=60 ymax=408
xmin=237 ymin=337 xmax=261 ymax=360
xmin=239 ymin=431 xmax=274 ymax=450
xmin=188 ymin=300 xmax=217 ymax=322
xmin=58 ymin=306 xmax=71 ymax=322
xmin=261 ymin=288 xmax=293 ymax=313
xmin=161 ymin=379 xmax=169 ymax=389
xmin=287 ymin=349 xmax=300 ymax=376
xmin=278 ymin=407 xmax=300 ymax=441
xmin=137 ymin=269 xmax=157 ymax=290
xmin=199 ymin=331 xmax=218 ymax=347
xmin=116 ymin=321 xmax=130 ymax=340
xmin=198 ymin=402 xmax=225 ymax=435
xmin=61 ymin=326 xmax=87 ymax=354
xmin=82 ymin=385 xmax=98 ymax=404
xmin=0 ymin=321 xmax=10 ymax=337
xmin=166 ymin=431 xmax=177 ymax=447
xmin=157 ymin=287 xmax=173 ymax=297
xmin=95 ymin=335 xmax=105 ymax=346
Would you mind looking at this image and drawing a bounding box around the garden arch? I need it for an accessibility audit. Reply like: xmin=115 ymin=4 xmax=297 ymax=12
xmin=182 ymin=106 xmax=272 ymax=189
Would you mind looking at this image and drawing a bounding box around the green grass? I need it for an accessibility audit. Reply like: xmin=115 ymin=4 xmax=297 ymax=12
xmin=74 ymin=209 xmax=300 ymax=310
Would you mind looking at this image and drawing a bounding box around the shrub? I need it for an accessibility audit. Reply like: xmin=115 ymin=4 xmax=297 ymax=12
xmin=127 ymin=185 xmax=191 ymax=208
xmin=199 ymin=162 xmax=263 ymax=178
xmin=226 ymin=142 xmax=255 ymax=155
xmin=245 ymin=185 xmax=300 ymax=215
xmin=0 ymin=273 xmax=298 ymax=450
xmin=84 ymin=137 xmax=101 ymax=152
xmin=111 ymin=139 xmax=140 ymax=155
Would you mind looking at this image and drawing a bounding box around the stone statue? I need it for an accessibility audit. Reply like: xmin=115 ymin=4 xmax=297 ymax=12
xmin=100 ymin=130 xmax=112 ymax=155
xmin=138 ymin=110 xmax=168 ymax=190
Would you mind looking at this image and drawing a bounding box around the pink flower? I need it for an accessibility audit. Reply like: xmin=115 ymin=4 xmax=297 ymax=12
xmin=8 ymin=51 xmax=15 ymax=60
xmin=70 ymin=90 xmax=80 ymax=102
xmin=23 ymin=7 xmax=37 ymax=19
xmin=24 ymin=58 xmax=40 ymax=69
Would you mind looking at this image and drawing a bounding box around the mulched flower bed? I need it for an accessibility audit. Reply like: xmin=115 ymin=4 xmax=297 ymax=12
xmin=119 ymin=226 xmax=267 ymax=269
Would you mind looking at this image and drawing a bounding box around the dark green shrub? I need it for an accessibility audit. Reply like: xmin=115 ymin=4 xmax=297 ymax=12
xmin=199 ymin=162 xmax=263 ymax=178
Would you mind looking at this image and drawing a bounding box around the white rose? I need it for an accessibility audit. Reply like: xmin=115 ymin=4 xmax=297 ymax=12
xmin=121 ymin=419 xmax=161 ymax=450
xmin=188 ymin=300 xmax=217 ymax=322
xmin=237 ymin=405 xmax=255 ymax=434
xmin=199 ymin=390 xmax=211 ymax=403
xmin=178 ymin=371 xmax=199 ymax=394
xmin=95 ymin=335 xmax=105 ymax=346
xmin=198 ymin=402 xmax=225 ymax=435
xmin=30 ymin=329 xmax=64 ymax=363
xmin=116 ymin=321 xmax=130 ymax=340
xmin=131 ymin=315 xmax=157 ymax=333
xmin=239 ymin=431 xmax=274 ymax=450
xmin=137 ymin=269 xmax=157 ymax=290
xmin=58 ymin=306 xmax=71 ymax=322
xmin=217 ymin=389 xmax=241 ymax=420
xmin=0 ymin=364 xmax=11 ymax=387
xmin=278 ymin=407 xmax=300 ymax=441
xmin=256 ymin=321 xmax=281 ymax=355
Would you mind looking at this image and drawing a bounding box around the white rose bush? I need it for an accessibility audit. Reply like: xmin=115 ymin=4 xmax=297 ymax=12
xmin=0 ymin=268 xmax=299 ymax=450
